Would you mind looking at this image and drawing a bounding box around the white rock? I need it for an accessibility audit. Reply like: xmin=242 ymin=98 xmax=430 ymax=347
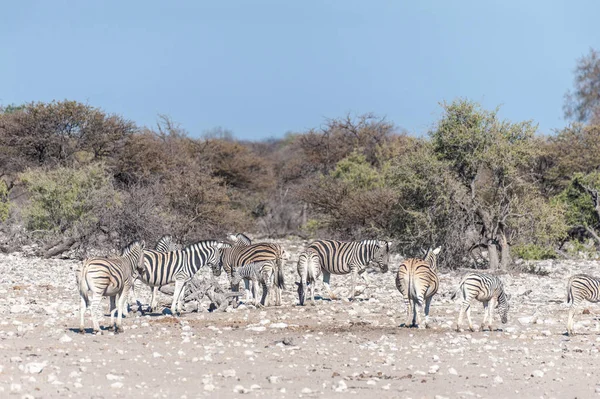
xmin=24 ymin=362 xmax=46 ymax=374
xmin=246 ymin=326 xmax=266 ymax=332
xmin=429 ymin=365 xmax=440 ymax=374
xmin=59 ymin=334 xmax=72 ymax=343
xmin=111 ymin=382 xmax=124 ymax=389
xmin=10 ymin=304 xmax=30 ymax=313
xmin=448 ymin=368 xmax=458 ymax=375
xmin=152 ymin=352 xmax=162 ymax=358
xmin=267 ymin=375 xmax=280 ymax=384
xmin=301 ymin=388 xmax=312 ymax=394
xmin=494 ymin=376 xmax=503 ymax=383
xmin=223 ymin=369 xmax=236 ymax=378
xmin=250 ymin=384 xmax=261 ymax=390
xmin=233 ymin=385 xmax=248 ymax=394
xmin=334 ymin=380 xmax=348 ymax=392
xmin=270 ymin=323 xmax=288 ymax=329
xmin=531 ymin=370 xmax=544 ymax=378
xmin=204 ymin=384 xmax=215 ymax=392
xmin=106 ymin=374 xmax=123 ymax=381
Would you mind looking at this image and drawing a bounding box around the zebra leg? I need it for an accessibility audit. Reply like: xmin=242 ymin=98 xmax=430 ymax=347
xmin=466 ymin=304 xmax=474 ymax=332
xmin=116 ymin=287 xmax=130 ymax=333
xmin=456 ymin=302 xmax=465 ymax=332
xmin=79 ymin=295 xmax=87 ymax=333
xmin=260 ymin=281 xmax=269 ymax=307
xmin=487 ymin=298 xmax=495 ymax=331
xmin=349 ymin=268 xmax=358 ymax=301
xmin=108 ymin=296 xmax=117 ymax=330
xmin=567 ymin=302 xmax=577 ymax=336
xmin=403 ymin=296 xmax=412 ymax=327
xmin=481 ymin=301 xmax=489 ymax=331
xmin=424 ymin=296 xmax=433 ymax=328
xmin=310 ymin=281 xmax=316 ymax=306
xmin=415 ymin=298 xmax=425 ymax=328
xmin=322 ymin=270 xmax=337 ymax=300
xmin=170 ymin=280 xmax=185 ymax=316
xmin=150 ymin=286 xmax=159 ymax=313
xmin=90 ymin=296 xmax=102 ymax=334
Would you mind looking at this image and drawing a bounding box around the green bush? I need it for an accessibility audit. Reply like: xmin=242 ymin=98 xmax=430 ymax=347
xmin=512 ymin=244 xmax=556 ymax=260
xmin=20 ymin=163 xmax=120 ymax=234
xmin=0 ymin=181 xmax=9 ymax=222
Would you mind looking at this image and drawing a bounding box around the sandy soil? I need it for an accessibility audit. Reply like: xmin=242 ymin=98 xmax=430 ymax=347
xmin=1 ymin=243 xmax=599 ymax=398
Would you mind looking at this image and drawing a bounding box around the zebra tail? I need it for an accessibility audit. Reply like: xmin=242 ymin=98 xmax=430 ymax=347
xmin=79 ymin=267 xmax=92 ymax=307
xmin=566 ymin=279 xmax=573 ymax=305
xmin=408 ymin=271 xmax=422 ymax=306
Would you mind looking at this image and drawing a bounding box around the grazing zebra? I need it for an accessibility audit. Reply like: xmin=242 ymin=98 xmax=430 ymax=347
xmin=566 ymin=274 xmax=600 ymax=336
xmin=131 ymin=235 xmax=181 ymax=312
xmin=231 ymin=261 xmax=275 ymax=307
xmin=296 ymin=250 xmax=322 ymax=306
xmin=396 ymin=247 xmax=441 ymax=328
xmin=77 ymin=240 xmax=145 ymax=334
xmin=300 ymin=239 xmax=391 ymax=302
xmin=139 ymin=240 xmax=229 ymax=315
xmin=220 ymin=233 xmax=286 ymax=306
xmin=451 ymin=272 xmax=509 ymax=332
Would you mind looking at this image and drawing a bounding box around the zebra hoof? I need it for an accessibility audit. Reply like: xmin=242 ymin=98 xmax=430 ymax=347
xmin=79 ymin=328 xmax=85 ymax=335
xmin=92 ymin=330 xmax=102 ymax=335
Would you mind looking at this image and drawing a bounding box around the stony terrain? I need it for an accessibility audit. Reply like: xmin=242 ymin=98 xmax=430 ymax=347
xmin=1 ymin=240 xmax=600 ymax=398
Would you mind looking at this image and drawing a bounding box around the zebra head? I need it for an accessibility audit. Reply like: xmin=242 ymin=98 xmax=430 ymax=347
xmin=498 ymin=290 xmax=510 ymax=324
xmin=213 ymin=241 xmax=232 ymax=277
xmin=231 ymin=269 xmax=242 ymax=286
xmin=122 ymin=240 xmax=146 ymax=274
xmin=372 ymin=241 xmax=392 ymax=273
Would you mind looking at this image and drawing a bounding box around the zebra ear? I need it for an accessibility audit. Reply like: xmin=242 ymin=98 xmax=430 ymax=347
xmin=228 ymin=234 xmax=238 ymax=242
xmin=295 ymin=282 xmax=301 ymax=286
xmin=433 ymin=247 xmax=441 ymax=255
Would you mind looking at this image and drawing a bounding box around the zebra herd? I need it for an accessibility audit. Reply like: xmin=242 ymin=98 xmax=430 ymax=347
xmin=76 ymin=234 xmax=600 ymax=336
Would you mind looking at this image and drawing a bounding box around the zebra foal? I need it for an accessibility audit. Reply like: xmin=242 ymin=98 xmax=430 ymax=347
xmin=299 ymin=239 xmax=391 ymax=302
xmin=231 ymin=261 xmax=276 ymax=307
xmin=396 ymin=247 xmax=440 ymax=328
xmin=220 ymin=233 xmax=286 ymax=306
xmin=452 ymin=272 xmax=509 ymax=332
xmin=77 ymin=240 xmax=145 ymax=334
xmin=566 ymin=274 xmax=600 ymax=336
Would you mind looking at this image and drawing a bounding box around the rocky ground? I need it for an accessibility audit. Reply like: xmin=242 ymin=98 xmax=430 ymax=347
xmin=1 ymin=240 xmax=600 ymax=398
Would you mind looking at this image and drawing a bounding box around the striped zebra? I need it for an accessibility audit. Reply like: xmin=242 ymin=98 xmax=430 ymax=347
xmin=298 ymin=239 xmax=391 ymax=302
xmin=451 ymin=272 xmax=509 ymax=332
xmin=395 ymin=247 xmax=441 ymax=328
xmin=296 ymin=250 xmax=322 ymax=306
xmin=220 ymin=233 xmax=286 ymax=306
xmin=139 ymin=239 xmax=230 ymax=315
xmin=231 ymin=260 xmax=275 ymax=307
xmin=77 ymin=240 xmax=145 ymax=334
xmin=566 ymin=274 xmax=600 ymax=336
xmin=131 ymin=235 xmax=181 ymax=312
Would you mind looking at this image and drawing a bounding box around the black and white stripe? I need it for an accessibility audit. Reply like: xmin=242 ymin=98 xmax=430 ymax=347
xmin=451 ymin=272 xmax=509 ymax=332
xmin=220 ymin=233 xmax=286 ymax=306
xmin=139 ymin=240 xmax=229 ymax=315
xmin=396 ymin=247 xmax=441 ymax=328
xmin=132 ymin=235 xmax=181 ymax=312
xmin=231 ymin=261 xmax=275 ymax=307
xmin=566 ymin=274 xmax=600 ymax=335
xmin=303 ymin=239 xmax=391 ymax=301
xmin=77 ymin=240 xmax=145 ymax=334
xmin=296 ymin=250 xmax=322 ymax=306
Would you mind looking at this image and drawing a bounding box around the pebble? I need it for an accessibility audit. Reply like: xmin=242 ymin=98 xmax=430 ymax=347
xmin=59 ymin=334 xmax=72 ymax=343
xmin=532 ymin=370 xmax=544 ymax=378
xmin=448 ymin=368 xmax=458 ymax=375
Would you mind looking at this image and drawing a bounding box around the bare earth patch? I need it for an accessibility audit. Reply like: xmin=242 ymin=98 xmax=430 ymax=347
xmin=1 ymin=246 xmax=599 ymax=398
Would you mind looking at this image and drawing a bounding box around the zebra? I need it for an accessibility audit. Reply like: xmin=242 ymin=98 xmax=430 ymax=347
xmin=139 ymin=239 xmax=230 ymax=315
xmin=451 ymin=272 xmax=510 ymax=332
xmin=77 ymin=240 xmax=145 ymax=334
xmin=395 ymin=247 xmax=441 ymax=328
xmin=565 ymin=274 xmax=600 ymax=336
xmin=231 ymin=261 xmax=276 ymax=307
xmin=296 ymin=250 xmax=322 ymax=306
xmin=220 ymin=233 xmax=286 ymax=306
xmin=131 ymin=235 xmax=181 ymax=313
xmin=298 ymin=239 xmax=391 ymax=302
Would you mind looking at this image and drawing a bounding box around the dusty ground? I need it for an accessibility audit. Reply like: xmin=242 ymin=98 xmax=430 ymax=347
xmin=1 ymin=241 xmax=600 ymax=398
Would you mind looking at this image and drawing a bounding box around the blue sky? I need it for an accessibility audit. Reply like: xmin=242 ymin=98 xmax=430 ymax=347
xmin=2 ymin=1 xmax=598 ymax=140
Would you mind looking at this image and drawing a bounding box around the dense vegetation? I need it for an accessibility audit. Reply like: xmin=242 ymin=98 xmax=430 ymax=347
xmin=1 ymin=49 xmax=600 ymax=269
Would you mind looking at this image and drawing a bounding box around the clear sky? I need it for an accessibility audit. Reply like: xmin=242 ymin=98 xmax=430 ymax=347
xmin=2 ymin=1 xmax=598 ymax=140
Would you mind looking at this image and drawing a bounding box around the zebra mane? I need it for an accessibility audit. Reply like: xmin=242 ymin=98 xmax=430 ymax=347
xmin=121 ymin=240 xmax=145 ymax=256
xmin=155 ymin=235 xmax=180 ymax=252
xmin=182 ymin=240 xmax=229 ymax=251
xmin=231 ymin=233 xmax=252 ymax=245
